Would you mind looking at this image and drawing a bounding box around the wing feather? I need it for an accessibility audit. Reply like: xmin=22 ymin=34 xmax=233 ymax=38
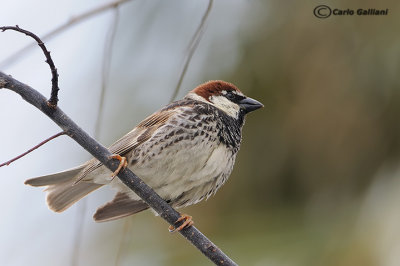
xmin=93 ymin=192 xmax=148 ymax=222
xmin=75 ymin=110 xmax=176 ymax=183
xmin=110 ymin=110 xmax=175 ymax=155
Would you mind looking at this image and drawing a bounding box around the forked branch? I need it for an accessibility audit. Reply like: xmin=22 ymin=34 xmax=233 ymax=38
xmin=0 ymin=26 xmax=60 ymax=107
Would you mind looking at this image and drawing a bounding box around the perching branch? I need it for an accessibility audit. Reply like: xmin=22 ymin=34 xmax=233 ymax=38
xmin=0 ymin=72 xmax=237 ymax=266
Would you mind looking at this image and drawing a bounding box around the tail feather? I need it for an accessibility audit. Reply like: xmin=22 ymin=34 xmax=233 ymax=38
xmin=25 ymin=166 xmax=84 ymax=187
xmin=94 ymin=192 xmax=148 ymax=222
xmin=46 ymin=181 xmax=103 ymax=212
xmin=25 ymin=166 xmax=103 ymax=212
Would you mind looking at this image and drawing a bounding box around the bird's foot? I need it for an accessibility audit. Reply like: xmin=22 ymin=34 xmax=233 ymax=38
xmin=168 ymin=213 xmax=194 ymax=233
xmin=110 ymin=154 xmax=128 ymax=179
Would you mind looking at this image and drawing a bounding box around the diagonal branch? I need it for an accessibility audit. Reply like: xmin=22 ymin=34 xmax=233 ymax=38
xmin=0 ymin=72 xmax=237 ymax=266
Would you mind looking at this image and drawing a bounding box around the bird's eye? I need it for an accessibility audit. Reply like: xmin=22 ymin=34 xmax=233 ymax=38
xmin=225 ymin=91 xmax=235 ymax=101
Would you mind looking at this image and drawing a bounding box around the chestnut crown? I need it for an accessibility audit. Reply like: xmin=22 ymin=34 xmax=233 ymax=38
xmin=189 ymin=80 xmax=263 ymax=118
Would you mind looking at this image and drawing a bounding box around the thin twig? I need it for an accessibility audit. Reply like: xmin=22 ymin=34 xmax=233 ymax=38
xmin=94 ymin=8 xmax=120 ymax=136
xmin=0 ymin=25 xmax=60 ymax=107
xmin=0 ymin=131 xmax=66 ymax=167
xmin=0 ymin=0 xmax=133 ymax=70
xmin=71 ymin=200 xmax=86 ymax=266
xmin=71 ymin=8 xmax=121 ymax=265
xmin=170 ymin=0 xmax=213 ymax=102
xmin=0 ymin=72 xmax=237 ymax=266
xmin=115 ymin=218 xmax=133 ymax=266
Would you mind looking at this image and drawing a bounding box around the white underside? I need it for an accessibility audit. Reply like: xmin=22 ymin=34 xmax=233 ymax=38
xmin=87 ymin=130 xmax=235 ymax=207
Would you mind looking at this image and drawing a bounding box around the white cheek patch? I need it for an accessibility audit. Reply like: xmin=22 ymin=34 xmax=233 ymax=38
xmin=209 ymin=95 xmax=240 ymax=118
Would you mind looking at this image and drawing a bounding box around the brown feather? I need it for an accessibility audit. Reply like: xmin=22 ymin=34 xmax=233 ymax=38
xmin=25 ymin=166 xmax=103 ymax=212
xmin=93 ymin=192 xmax=148 ymax=222
xmin=25 ymin=166 xmax=84 ymax=186
xmin=74 ymin=110 xmax=176 ymax=184
xmin=46 ymin=181 xmax=103 ymax=212
xmin=192 ymin=80 xmax=242 ymax=101
xmin=137 ymin=110 xmax=173 ymax=128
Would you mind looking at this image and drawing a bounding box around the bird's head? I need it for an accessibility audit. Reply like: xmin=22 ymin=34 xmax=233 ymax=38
xmin=188 ymin=80 xmax=263 ymax=119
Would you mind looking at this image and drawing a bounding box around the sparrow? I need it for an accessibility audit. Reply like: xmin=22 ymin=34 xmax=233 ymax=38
xmin=25 ymin=80 xmax=263 ymax=230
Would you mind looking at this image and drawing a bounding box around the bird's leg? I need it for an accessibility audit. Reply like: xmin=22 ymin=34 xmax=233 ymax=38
xmin=110 ymin=154 xmax=128 ymax=179
xmin=168 ymin=213 xmax=194 ymax=233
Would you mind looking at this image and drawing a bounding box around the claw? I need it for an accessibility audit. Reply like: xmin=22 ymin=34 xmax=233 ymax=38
xmin=168 ymin=214 xmax=194 ymax=233
xmin=110 ymin=154 xmax=128 ymax=179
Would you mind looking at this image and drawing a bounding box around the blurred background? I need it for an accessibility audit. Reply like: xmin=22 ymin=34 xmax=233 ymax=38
xmin=1 ymin=0 xmax=400 ymax=265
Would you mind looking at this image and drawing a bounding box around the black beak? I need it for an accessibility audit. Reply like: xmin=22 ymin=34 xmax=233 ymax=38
xmin=239 ymin=97 xmax=264 ymax=114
